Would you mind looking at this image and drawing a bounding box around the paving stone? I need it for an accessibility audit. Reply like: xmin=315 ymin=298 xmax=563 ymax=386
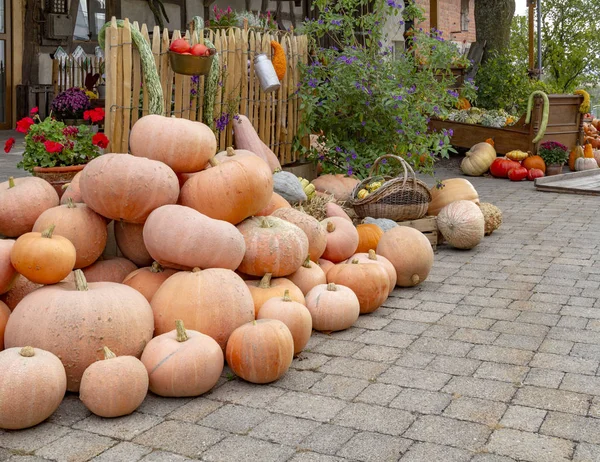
xmin=486 ymin=428 xmax=574 ymax=462
xmin=35 ymin=430 xmax=116 ymax=462
xmin=6 ymin=457 xmax=54 ymax=462
xmin=291 ymin=352 xmax=332 ymax=371
xmin=132 ymin=421 xmax=225 ymax=458
xmin=336 ymin=432 xmax=412 ymax=462
xmin=73 ymin=413 xmax=164 ymax=440
xmin=199 ymin=404 xmax=270 ymax=434
xmin=332 ymin=402 xmax=414 ymax=436
xmin=493 ymin=333 xmax=544 ymax=351
xmin=326 ymin=327 xmax=366 ymax=341
xmin=538 ymin=339 xmax=574 ymax=355
xmin=288 ymin=453 xmax=346 ymax=462
xmin=421 ymin=324 xmax=458 ymax=338
xmin=47 ymin=394 xmax=91 ymax=427
xmin=589 ymin=397 xmax=600 ymax=418
xmin=205 ymin=379 xmax=286 ymax=408
xmin=409 ymin=337 xmax=474 ymax=357
xmin=383 ymin=320 xmax=430 ymax=335
xmin=352 ymin=345 xmax=404 ymax=363
xmin=562 ymin=306 xmax=600 ymax=319
xmin=513 ymin=385 xmax=591 ymax=415
xmin=463 ymin=295 xmax=512 ymax=309
xmin=201 ymin=435 xmax=295 ymax=462
xmin=557 ymin=316 xmax=589 ymax=329
xmin=470 ymin=455 xmax=517 ymax=462
xmin=399 ymin=442 xmax=473 ymax=462
xmin=427 ymin=355 xmax=481 ymax=376
xmin=389 ymin=388 xmax=452 ymax=414
xmin=442 ymin=376 xmax=517 ymax=402
xmin=298 ymin=424 xmax=356 ymax=455
xmin=0 ymin=449 xmax=9 ymax=461
xmin=0 ymin=423 xmax=70 ymax=452
xmin=268 ymin=391 xmax=347 ymax=423
xmin=248 ymin=414 xmax=320 ymax=446
xmin=378 ymin=366 xmax=451 ymax=391
xmin=477 ymin=308 xmax=520 ymax=321
xmin=529 ymin=352 xmax=598 ymax=375
xmin=573 ymin=442 xmax=600 ymax=461
xmin=443 ymin=396 xmax=507 ymax=425
xmin=352 ymin=315 xmax=392 ymax=330
xmin=382 ymin=298 xmax=422 ymax=309
xmin=571 ymin=343 xmax=600 ymax=361
xmin=560 ymin=373 xmax=600 ymax=396
xmin=450 ymin=305 xmax=482 ymax=316
xmin=439 ymin=314 xmax=496 ymax=330
xmin=474 ymin=362 xmax=529 ymax=384
xmin=311 ymin=339 xmax=365 ymax=357
xmin=317 ymin=357 xmax=389 ymax=380
xmin=548 ymin=327 xmax=600 ymax=345
xmin=515 ymin=311 xmax=561 ymax=326
xmin=499 ymin=401 xmax=548 ymax=433
xmin=395 ymin=351 xmax=436 ymax=369
xmin=138 ymin=451 xmax=192 ymax=461
xmin=309 ymin=375 xmax=369 ymax=400
xmin=90 ymin=442 xmax=152 ymax=461
xmin=451 ymin=328 xmax=499 ymax=345
xmin=467 ymin=345 xmax=534 ymax=366
xmin=388 ymin=308 xmax=446 ymax=322
xmin=271 ymin=369 xmax=325 ymax=393
xmin=353 ymin=330 xmax=415 ymax=349
xmin=490 ymin=321 xmax=550 ymax=338
xmin=403 ymin=415 xmax=490 ymax=451
xmin=354 ymin=383 xmax=402 ymax=406
xmin=136 ymin=393 xmax=191 ymax=417
xmin=165 ymin=398 xmax=223 ymax=423
xmin=415 ymin=292 xmax=465 ymax=304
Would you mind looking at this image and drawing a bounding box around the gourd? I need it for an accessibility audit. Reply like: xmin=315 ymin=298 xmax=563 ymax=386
xmin=33 ymin=199 xmax=107 ymax=269
xmin=82 ymin=256 xmax=138 ymax=283
xmin=129 ymin=115 xmax=216 ymax=172
xmin=479 ymin=203 xmax=503 ymax=236
xmin=327 ymin=259 xmax=390 ymax=314
xmin=271 ymin=208 xmax=327 ymax=260
xmin=141 ymin=320 xmax=223 ymax=397
xmin=79 ymin=154 xmax=179 ymax=223
xmin=232 ymin=114 xmax=281 ymax=172
xmin=312 ymin=174 xmax=360 ymax=202
xmin=362 ymin=217 xmax=398 ymax=232
xmin=427 ymin=178 xmax=479 ymax=216
xmin=584 ymin=142 xmax=595 ymax=159
xmin=257 ymin=290 xmax=312 ymax=356
xmin=11 ymin=224 xmax=76 ymax=284
xmin=460 ymin=142 xmax=497 ymax=176
xmin=377 ymin=226 xmax=434 ymax=287
xmin=79 ymin=346 xmax=149 ymax=417
xmin=179 ymin=153 xmax=273 ymax=225
xmin=489 ymin=158 xmax=522 ymax=179
xmin=143 ymin=204 xmax=246 ymax=271
xmin=4 ymin=270 xmax=154 ymax=391
xmin=348 ymin=249 xmax=397 ymax=295
xmin=522 ymin=154 xmax=546 ymax=173
xmin=237 ymin=216 xmax=309 ymax=277
xmin=114 ymin=221 xmax=154 ymax=267
xmin=122 ymin=262 xmax=178 ymax=302
xmin=355 ymin=224 xmax=384 ymax=253
xmin=525 ymin=91 xmax=549 ymax=144
xmin=225 ymin=319 xmax=294 ymax=384
xmin=0 ymin=301 xmax=10 ymax=351
xmin=505 ymin=150 xmax=529 ymax=162
xmin=0 ymin=176 xmax=59 ymax=237
xmin=60 ymin=171 xmax=83 ymax=204
xmin=150 ymin=268 xmax=255 ymax=350
xmin=256 ymin=192 xmax=291 ymax=216
xmin=574 ymin=157 xmax=599 ymax=171
xmin=321 ymin=217 xmax=360 ymax=263
xmin=271 ymin=40 xmax=286 ymax=80
xmin=245 ymin=273 xmax=305 ymax=317
xmin=0 ymin=240 xmax=18 ymax=295
xmin=273 ymin=170 xmax=307 ymax=204
xmin=0 ymin=346 xmax=67 ymax=430
xmin=569 ymin=144 xmax=585 ymax=171
xmin=287 ymin=257 xmax=327 ymax=295
xmin=437 ymin=200 xmax=485 ymax=250
xmin=304 ymin=283 xmax=360 ymax=332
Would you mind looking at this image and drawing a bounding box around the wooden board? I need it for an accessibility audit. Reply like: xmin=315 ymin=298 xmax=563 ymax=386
xmin=534 ymin=169 xmax=600 ymax=195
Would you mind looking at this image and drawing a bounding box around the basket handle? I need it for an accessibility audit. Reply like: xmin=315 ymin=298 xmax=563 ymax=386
xmin=369 ymin=154 xmax=417 ymax=188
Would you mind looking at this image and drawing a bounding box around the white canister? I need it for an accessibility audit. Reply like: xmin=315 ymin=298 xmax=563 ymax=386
xmin=254 ymin=54 xmax=281 ymax=93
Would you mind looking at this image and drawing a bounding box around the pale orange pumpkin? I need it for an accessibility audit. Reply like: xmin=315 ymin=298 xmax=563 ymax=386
xmin=60 ymin=171 xmax=83 ymax=205
xmin=245 ymin=273 xmax=305 ymax=317
xmin=287 ymin=257 xmax=327 ymax=295
xmin=11 ymin=225 xmax=76 ymax=284
xmin=427 ymin=178 xmax=479 ymax=216
xmin=312 ymin=174 xmax=360 ymax=202
xmin=0 ymin=346 xmax=67 ymax=430
xmin=237 ymin=216 xmax=309 ymax=277
xmin=0 ymin=301 xmax=10 ymax=351
xmin=257 ymin=290 xmax=313 ymax=356
xmin=143 ymin=204 xmax=246 ymax=271
xmin=79 ymin=154 xmax=180 ymax=223
xmin=212 ymin=146 xmax=257 ymax=165
xmin=129 ymin=115 xmax=217 ymax=172
xmin=377 ymin=226 xmax=434 ymax=286
xmin=271 ymin=208 xmax=327 ymax=261
xmin=4 ymin=270 xmax=154 ymax=392
xmin=305 ymin=283 xmax=360 ymax=332
xmin=349 ymin=249 xmax=397 ymax=295
xmin=318 ymin=258 xmax=335 ymax=274
xmin=0 ymin=276 xmax=42 ymax=311
xmin=79 ymin=346 xmax=149 ymax=417
xmin=225 ymin=319 xmax=294 ymax=384
xmin=325 ymin=202 xmax=352 ymax=222
xmin=33 ymin=199 xmax=107 ymax=269
xmin=114 ymin=221 xmax=153 ymax=267
xmin=122 ymin=262 xmax=178 ymax=302
xmin=179 ymin=154 xmax=273 ymax=225
xmin=255 ymin=192 xmax=291 ymax=216
xmin=355 ymin=224 xmax=384 ymax=253
xmin=321 ymin=217 xmax=359 ymax=263
xmin=0 ymin=176 xmax=59 ymax=237
xmin=151 ymin=268 xmax=255 ymax=350
xmin=327 ymin=259 xmax=390 ymax=314
xmin=141 ymin=319 xmax=224 ymax=397
xmin=0 ymin=240 xmax=18 ymax=295
xmin=522 ymin=155 xmax=546 ymax=173
xmin=82 ymin=256 xmax=138 ymax=283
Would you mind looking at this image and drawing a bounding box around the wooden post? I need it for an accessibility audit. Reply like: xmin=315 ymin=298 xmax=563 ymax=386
xmin=528 ymin=0 xmax=534 ymax=71
xmin=430 ymin=0 xmax=439 ymax=31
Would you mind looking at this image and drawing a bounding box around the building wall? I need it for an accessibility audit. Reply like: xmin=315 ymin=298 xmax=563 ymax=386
xmin=414 ymin=0 xmax=476 ymax=47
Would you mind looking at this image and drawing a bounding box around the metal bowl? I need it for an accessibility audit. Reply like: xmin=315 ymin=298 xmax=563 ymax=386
xmin=168 ymin=50 xmax=215 ymax=76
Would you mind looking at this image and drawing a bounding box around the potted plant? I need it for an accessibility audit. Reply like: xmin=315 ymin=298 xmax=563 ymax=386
xmin=5 ymin=107 xmax=109 ymax=197
xmin=538 ymin=140 xmax=569 ymax=176
xmin=50 ymin=87 xmax=93 ymax=125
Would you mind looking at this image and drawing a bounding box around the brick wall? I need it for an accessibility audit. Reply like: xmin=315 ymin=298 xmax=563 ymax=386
xmin=414 ymin=0 xmax=477 ymax=46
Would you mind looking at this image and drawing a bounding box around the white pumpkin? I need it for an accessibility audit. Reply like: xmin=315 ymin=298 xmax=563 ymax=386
xmin=593 ymin=149 xmax=600 ymax=168
xmin=575 ymin=157 xmax=599 ymax=171
xmin=437 ymin=200 xmax=484 ymax=250
xmin=460 ymin=143 xmax=496 ymax=176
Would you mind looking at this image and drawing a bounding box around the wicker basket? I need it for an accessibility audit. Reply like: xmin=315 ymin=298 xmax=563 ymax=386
xmin=350 ymin=155 xmax=432 ymax=221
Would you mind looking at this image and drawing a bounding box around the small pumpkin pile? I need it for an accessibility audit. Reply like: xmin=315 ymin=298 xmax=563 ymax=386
xmin=489 ymin=150 xmax=546 ymax=182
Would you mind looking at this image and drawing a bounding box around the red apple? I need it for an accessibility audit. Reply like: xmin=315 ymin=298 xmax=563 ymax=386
xmin=170 ymin=38 xmax=191 ymax=54
xmin=191 ymin=44 xmax=209 ymax=56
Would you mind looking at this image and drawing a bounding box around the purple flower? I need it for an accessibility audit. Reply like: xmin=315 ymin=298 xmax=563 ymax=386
xmin=308 ymin=78 xmax=318 ymax=88
xmin=447 ymin=89 xmax=459 ymax=98
xmin=438 ymin=140 xmax=444 ymax=147
xmin=331 ymin=19 xmax=342 ymax=26
xmin=215 ymin=113 xmax=230 ymax=132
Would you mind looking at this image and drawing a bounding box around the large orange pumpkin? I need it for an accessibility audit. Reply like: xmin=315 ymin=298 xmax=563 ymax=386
xmin=312 ymin=174 xmax=360 ymax=202
xmin=60 ymin=171 xmax=83 ymax=205
xmin=79 ymin=154 xmax=180 ymax=223
xmin=287 ymin=257 xmax=327 ymax=295
xmin=82 ymin=256 xmax=138 ymax=283
xmin=143 ymin=204 xmax=246 ymax=271
xmin=4 ymin=270 xmax=154 ymax=391
xmin=129 ymin=115 xmax=217 ymax=172
xmin=255 ymin=192 xmax=291 ymax=216
xmin=114 ymin=221 xmax=153 ymax=267
xmin=0 ymin=301 xmax=10 ymax=351
xmin=150 ymin=268 xmax=255 ymax=350
xmin=318 ymin=258 xmax=335 ymax=275
xmin=0 ymin=177 xmax=59 ymax=237
xmin=179 ymin=154 xmax=273 ymax=225
xmin=245 ymin=273 xmax=305 ymax=317
xmin=321 ymin=217 xmax=359 ymax=263
xmin=33 ymin=200 xmax=107 ymax=269
xmin=122 ymin=262 xmax=178 ymax=302
xmin=237 ymin=216 xmax=309 ymax=277
xmin=305 ymin=283 xmax=360 ymax=332
xmin=271 ymin=208 xmax=327 ymax=261
xmin=349 ymin=249 xmax=397 ymax=295
xmin=0 ymin=240 xmax=18 ymax=295
xmin=0 ymin=276 xmax=42 ymax=311
xmin=522 ymin=155 xmax=546 ymax=173
xmin=427 ymin=178 xmax=479 ymax=216
xmin=355 ymin=223 xmax=384 ymax=253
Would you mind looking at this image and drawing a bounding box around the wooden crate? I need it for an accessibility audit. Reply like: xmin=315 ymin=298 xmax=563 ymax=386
xmin=396 ymin=216 xmax=440 ymax=251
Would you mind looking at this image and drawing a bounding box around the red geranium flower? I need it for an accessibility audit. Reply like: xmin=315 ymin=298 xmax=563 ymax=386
xmin=92 ymin=133 xmax=109 ymax=149
xmin=4 ymin=137 xmax=15 ymax=153
xmin=30 ymin=107 xmax=39 ymax=115
xmin=44 ymin=140 xmax=64 ymax=153
xmin=84 ymin=107 xmax=105 ymax=123
xmin=16 ymin=117 xmax=35 ymax=134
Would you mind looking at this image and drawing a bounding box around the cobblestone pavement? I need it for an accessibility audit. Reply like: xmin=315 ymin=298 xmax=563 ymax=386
xmin=2 ymin=148 xmax=600 ymax=461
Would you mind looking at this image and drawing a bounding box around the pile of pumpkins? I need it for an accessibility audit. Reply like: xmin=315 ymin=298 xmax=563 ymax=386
xmin=0 ymin=114 xmax=442 ymax=431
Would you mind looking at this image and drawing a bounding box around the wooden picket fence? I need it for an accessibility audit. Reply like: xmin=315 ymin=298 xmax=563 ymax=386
xmin=52 ymin=57 xmax=104 ymax=94
xmin=102 ymin=17 xmax=308 ymax=165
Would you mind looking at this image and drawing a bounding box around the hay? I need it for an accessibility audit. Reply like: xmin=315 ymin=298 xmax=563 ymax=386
xmin=293 ymin=193 xmax=335 ymax=221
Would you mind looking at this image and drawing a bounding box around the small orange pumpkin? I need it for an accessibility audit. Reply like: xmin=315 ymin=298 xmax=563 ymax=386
xmin=245 ymin=273 xmax=305 ymax=317
xmin=0 ymin=301 xmax=10 ymax=351
xmin=287 ymin=257 xmax=327 ymax=295
xmin=321 ymin=217 xmax=359 ymax=263
xmin=305 ymin=283 xmax=360 ymax=332
xmin=122 ymin=262 xmax=178 ymax=302
xmin=271 ymin=208 xmax=328 ymax=261
xmin=82 ymin=256 xmax=138 ymax=283
xmin=584 ymin=142 xmax=595 ymax=159
xmin=522 ymin=154 xmax=546 ymax=173
xmin=348 ymin=249 xmax=397 ymax=295
xmin=355 ymin=224 xmax=384 ymax=253
xmin=0 ymin=240 xmax=18 ymax=295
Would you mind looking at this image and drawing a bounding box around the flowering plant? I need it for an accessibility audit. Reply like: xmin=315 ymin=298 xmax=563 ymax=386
xmin=538 ymin=140 xmax=569 ymax=165
xmin=51 ymin=87 xmax=92 ymax=120
xmin=208 ymin=5 xmax=238 ymax=28
xmin=295 ymin=0 xmax=468 ymax=178
xmin=6 ymin=108 xmax=108 ymax=173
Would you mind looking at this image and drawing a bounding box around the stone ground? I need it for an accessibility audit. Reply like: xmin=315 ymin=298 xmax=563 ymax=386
xmin=1 ymin=142 xmax=599 ymax=462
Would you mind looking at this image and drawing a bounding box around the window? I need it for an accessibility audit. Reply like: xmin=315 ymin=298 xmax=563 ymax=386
xmin=74 ymin=0 xmax=105 ymax=41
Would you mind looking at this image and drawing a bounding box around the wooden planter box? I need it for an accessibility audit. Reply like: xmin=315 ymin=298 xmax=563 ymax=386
xmin=428 ymin=94 xmax=584 ymax=155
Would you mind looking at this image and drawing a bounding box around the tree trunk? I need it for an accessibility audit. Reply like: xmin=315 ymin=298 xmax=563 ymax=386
xmin=474 ymin=0 xmax=516 ymax=61
xmin=22 ymin=0 xmax=39 ymax=85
